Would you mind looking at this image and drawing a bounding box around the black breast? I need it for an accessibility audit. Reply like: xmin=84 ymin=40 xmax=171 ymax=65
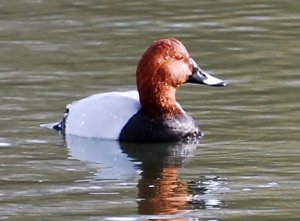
xmin=119 ymin=110 xmax=201 ymax=142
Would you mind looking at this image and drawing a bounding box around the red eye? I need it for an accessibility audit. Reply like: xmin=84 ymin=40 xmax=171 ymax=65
xmin=175 ymin=55 xmax=183 ymax=60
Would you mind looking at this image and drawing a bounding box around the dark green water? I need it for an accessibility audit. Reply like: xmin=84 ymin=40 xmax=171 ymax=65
xmin=1 ymin=1 xmax=300 ymax=220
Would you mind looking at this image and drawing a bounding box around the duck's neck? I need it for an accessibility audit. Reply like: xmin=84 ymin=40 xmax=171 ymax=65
xmin=139 ymin=85 xmax=184 ymax=119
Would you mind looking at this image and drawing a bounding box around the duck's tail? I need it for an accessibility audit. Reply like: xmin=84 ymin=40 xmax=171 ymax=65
xmin=40 ymin=122 xmax=60 ymax=130
xmin=40 ymin=109 xmax=68 ymax=135
xmin=40 ymin=121 xmax=64 ymax=131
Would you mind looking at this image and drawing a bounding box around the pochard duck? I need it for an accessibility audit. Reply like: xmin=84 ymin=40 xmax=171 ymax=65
xmin=46 ymin=38 xmax=227 ymax=142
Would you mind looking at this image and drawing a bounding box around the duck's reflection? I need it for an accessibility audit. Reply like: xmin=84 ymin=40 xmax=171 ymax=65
xmin=66 ymin=135 xmax=226 ymax=217
xmin=121 ymin=141 xmax=196 ymax=215
xmin=66 ymin=135 xmax=136 ymax=180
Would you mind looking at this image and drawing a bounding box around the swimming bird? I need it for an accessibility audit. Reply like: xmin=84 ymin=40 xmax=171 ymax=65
xmin=43 ymin=38 xmax=227 ymax=142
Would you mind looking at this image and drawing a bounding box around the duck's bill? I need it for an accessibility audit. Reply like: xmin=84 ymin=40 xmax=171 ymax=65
xmin=188 ymin=58 xmax=227 ymax=87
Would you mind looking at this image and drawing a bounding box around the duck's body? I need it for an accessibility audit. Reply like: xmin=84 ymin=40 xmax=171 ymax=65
xmin=119 ymin=108 xmax=200 ymax=142
xmin=54 ymin=90 xmax=200 ymax=142
xmin=65 ymin=91 xmax=140 ymax=140
xmin=45 ymin=38 xmax=227 ymax=142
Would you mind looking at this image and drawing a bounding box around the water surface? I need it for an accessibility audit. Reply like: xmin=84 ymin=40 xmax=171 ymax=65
xmin=1 ymin=0 xmax=300 ymax=220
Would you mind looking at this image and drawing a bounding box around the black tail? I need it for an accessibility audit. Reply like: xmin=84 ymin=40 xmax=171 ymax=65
xmin=40 ymin=109 xmax=69 ymax=136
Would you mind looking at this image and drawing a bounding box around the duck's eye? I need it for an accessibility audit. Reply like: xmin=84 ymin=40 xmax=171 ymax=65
xmin=175 ymin=55 xmax=183 ymax=60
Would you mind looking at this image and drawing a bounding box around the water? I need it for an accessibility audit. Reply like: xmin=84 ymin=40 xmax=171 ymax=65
xmin=1 ymin=0 xmax=300 ymax=220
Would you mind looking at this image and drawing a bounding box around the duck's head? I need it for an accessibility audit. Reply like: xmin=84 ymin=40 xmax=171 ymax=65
xmin=136 ymin=38 xmax=227 ymax=118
